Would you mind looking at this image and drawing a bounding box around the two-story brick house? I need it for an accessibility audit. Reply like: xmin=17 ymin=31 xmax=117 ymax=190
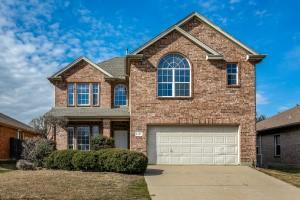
xmin=48 ymin=12 xmax=265 ymax=165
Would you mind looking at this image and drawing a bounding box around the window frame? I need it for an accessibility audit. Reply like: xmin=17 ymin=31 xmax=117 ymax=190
xmin=92 ymin=83 xmax=100 ymax=106
xmin=274 ymin=135 xmax=281 ymax=157
xmin=67 ymin=127 xmax=75 ymax=150
xmin=76 ymin=126 xmax=90 ymax=151
xmin=76 ymin=83 xmax=90 ymax=106
xmin=114 ymin=84 xmax=128 ymax=107
xmin=226 ymin=63 xmax=239 ymax=86
xmin=67 ymin=83 xmax=75 ymax=106
xmin=157 ymin=53 xmax=192 ymax=98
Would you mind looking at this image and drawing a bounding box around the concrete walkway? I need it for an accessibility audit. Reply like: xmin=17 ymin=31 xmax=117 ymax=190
xmin=144 ymin=165 xmax=300 ymax=200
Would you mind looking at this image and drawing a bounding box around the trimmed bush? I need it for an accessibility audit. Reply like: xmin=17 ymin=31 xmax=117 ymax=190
xmin=72 ymin=151 xmax=97 ymax=171
xmin=91 ymin=136 xmax=114 ymax=150
xmin=44 ymin=149 xmax=148 ymax=174
xmin=22 ymin=138 xmax=55 ymax=167
xmin=45 ymin=150 xmax=77 ymax=170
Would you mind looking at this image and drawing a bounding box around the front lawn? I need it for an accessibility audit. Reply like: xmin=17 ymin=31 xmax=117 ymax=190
xmin=0 ymin=170 xmax=150 ymax=200
xmin=258 ymin=168 xmax=300 ymax=188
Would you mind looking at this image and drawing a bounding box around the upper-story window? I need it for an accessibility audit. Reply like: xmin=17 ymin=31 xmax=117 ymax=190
xmin=157 ymin=53 xmax=191 ymax=97
xmin=114 ymin=84 xmax=127 ymax=107
xmin=227 ymin=63 xmax=238 ymax=85
xmin=77 ymin=83 xmax=90 ymax=106
xmin=92 ymin=83 xmax=99 ymax=106
xmin=67 ymin=83 xmax=74 ymax=106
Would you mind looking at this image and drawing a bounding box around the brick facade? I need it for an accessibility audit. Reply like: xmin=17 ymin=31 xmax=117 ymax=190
xmin=258 ymin=126 xmax=300 ymax=168
xmin=0 ymin=125 xmax=37 ymax=160
xmin=129 ymin=17 xmax=256 ymax=165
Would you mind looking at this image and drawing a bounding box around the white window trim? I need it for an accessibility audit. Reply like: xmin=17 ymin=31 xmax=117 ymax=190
xmin=77 ymin=126 xmax=90 ymax=151
xmin=77 ymin=83 xmax=90 ymax=106
xmin=67 ymin=83 xmax=75 ymax=106
xmin=92 ymin=83 xmax=100 ymax=106
xmin=114 ymin=84 xmax=128 ymax=107
xmin=227 ymin=63 xmax=239 ymax=86
xmin=157 ymin=54 xmax=192 ymax=98
xmin=274 ymin=135 xmax=281 ymax=157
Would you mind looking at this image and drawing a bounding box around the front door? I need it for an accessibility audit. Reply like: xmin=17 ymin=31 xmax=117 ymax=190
xmin=114 ymin=130 xmax=128 ymax=149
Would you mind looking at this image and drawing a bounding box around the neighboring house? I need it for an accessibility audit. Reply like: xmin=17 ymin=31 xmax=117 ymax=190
xmin=256 ymin=105 xmax=300 ymax=168
xmin=0 ymin=113 xmax=38 ymax=160
xmin=48 ymin=12 xmax=265 ymax=165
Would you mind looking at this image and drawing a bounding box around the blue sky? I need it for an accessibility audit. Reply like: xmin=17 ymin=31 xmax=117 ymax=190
xmin=0 ymin=0 xmax=299 ymax=123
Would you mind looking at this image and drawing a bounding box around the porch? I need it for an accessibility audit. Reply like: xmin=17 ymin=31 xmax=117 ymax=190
xmin=48 ymin=107 xmax=130 ymax=150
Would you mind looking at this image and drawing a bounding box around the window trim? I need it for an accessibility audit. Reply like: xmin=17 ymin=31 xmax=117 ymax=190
xmin=67 ymin=83 xmax=75 ymax=106
xmin=274 ymin=135 xmax=281 ymax=157
xmin=67 ymin=127 xmax=75 ymax=150
xmin=92 ymin=83 xmax=100 ymax=106
xmin=76 ymin=83 xmax=90 ymax=106
xmin=114 ymin=84 xmax=128 ymax=107
xmin=226 ymin=63 xmax=239 ymax=86
xmin=157 ymin=53 xmax=192 ymax=98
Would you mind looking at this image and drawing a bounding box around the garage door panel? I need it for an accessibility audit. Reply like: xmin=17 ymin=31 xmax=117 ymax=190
xmin=148 ymin=126 xmax=239 ymax=165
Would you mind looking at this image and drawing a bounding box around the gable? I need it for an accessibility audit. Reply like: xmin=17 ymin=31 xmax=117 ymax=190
xmin=131 ymin=12 xmax=265 ymax=62
xmin=49 ymin=57 xmax=113 ymax=80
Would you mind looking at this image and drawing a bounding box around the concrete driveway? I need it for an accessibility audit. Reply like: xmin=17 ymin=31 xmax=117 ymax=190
xmin=144 ymin=165 xmax=300 ymax=200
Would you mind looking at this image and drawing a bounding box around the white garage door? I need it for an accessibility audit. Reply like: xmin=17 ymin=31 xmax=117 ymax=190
xmin=147 ymin=126 xmax=239 ymax=165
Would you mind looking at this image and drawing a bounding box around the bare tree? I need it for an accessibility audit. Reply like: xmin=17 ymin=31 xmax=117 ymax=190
xmin=30 ymin=114 xmax=68 ymax=139
xmin=256 ymin=114 xmax=266 ymax=122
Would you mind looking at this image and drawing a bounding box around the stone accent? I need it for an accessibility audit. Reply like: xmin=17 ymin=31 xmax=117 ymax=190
xmin=129 ymin=17 xmax=256 ymax=164
xmin=103 ymin=119 xmax=111 ymax=137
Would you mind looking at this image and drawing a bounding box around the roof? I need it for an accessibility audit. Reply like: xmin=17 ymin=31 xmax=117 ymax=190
xmin=257 ymin=105 xmax=300 ymax=132
xmin=48 ymin=107 xmax=130 ymax=119
xmin=0 ymin=113 xmax=36 ymax=133
xmin=131 ymin=12 xmax=264 ymax=58
xmin=97 ymin=57 xmax=126 ymax=79
xmin=49 ymin=56 xmax=114 ymax=79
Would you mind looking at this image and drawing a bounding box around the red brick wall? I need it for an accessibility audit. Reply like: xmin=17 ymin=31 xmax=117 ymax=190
xmin=0 ymin=125 xmax=37 ymax=160
xmin=53 ymin=60 xmax=112 ymax=108
xmin=129 ymin=17 xmax=256 ymax=165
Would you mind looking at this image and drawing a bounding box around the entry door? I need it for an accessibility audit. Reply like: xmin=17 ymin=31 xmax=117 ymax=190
xmin=114 ymin=130 xmax=128 ymax=149
xmin=148 ymin=126 xmax=239 ymax=165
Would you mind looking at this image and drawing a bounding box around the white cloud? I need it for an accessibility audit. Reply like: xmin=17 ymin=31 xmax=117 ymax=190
xmin=0 ymin=0 xmax=145 ymax=123
xmin=256 ymin=92 xmax=269 ymax=105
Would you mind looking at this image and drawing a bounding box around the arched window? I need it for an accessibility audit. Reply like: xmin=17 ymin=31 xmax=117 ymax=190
xmin=114 ymin=84 xmax=127 ymax=107
xmin=157 ymin=53 xmax=191 ymax=97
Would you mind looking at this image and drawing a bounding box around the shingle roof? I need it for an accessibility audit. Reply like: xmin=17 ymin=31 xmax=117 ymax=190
xmin=0 ymin=113 xmax=36 ymax=133
xmin=48 ymin=107 xmax=130 ymax=118
xmin=257 ymin=105 xmax=300 ymax=132
xmin=96 ymin=57 xmax=126 ymax=79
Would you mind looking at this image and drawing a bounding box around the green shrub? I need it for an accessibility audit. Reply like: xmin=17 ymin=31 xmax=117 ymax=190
xmin=22 ymin=138 xmax=55 ymax=167
xmin=90 ymin=136 xmax=114 ymax=150
xmin=72 ymin=151 xmax=97 ymax=171
xmin=45 ymin=150 xmax=77 ymax=170
xmin=44 ymin=149 xmax=148 ymax=174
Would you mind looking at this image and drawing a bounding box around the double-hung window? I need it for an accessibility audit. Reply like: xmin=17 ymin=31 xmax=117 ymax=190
xmin=274 ymin=135 xmax=281 ymax=157
xmin=157 ymin=53 xmax=191 ymax=97
xmin=227 ymin=63 xmax=238 ymax=85
xmin=114 ymin=84 xmax=127 ymax=107
xmin=77 ymin=83 xmax=90 ymax=106
xmin=77 ymin=126 xmax=90 ymax=151
xmin=92 ymin=83 xmax=99 ymax=106
xmin=67 ymin=83 xmax=74 ymax=106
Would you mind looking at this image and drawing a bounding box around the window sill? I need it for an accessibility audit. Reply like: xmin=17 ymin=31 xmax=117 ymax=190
xmin=227 ymin=85 xmax=241 ymax=88
xmin=274 ymin=155 xmax=281 ymax=158
xmin=157 ymin=96 xmax=192 ymax=100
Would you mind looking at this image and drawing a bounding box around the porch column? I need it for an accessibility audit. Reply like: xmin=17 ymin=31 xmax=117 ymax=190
xmin=103 ymin=119 xmax=111 ymax=137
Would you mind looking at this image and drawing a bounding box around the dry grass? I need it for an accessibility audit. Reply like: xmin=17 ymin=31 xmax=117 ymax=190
xmin=0 ymin=169 xmax=150 ymax=200
xmin=258 ymin=168 xmax=300 ymax=188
